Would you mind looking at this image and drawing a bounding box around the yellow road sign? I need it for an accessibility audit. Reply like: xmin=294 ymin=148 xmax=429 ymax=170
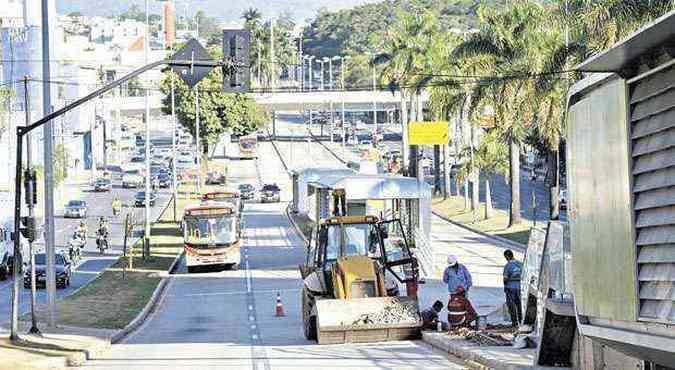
xmin=408 ymin=121 xmax=449 ymax=145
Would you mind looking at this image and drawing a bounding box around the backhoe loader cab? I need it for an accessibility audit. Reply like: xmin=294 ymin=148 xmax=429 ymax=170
xmin=299 ymin=215 xmax=422 ymax=344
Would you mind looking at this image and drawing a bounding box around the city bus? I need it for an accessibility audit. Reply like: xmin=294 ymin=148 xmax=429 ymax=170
xmin=201 ymin=191 xmax=243 ymax=215
xmin=182 ymin=204 xmax=241 ymax=272
xmin=238 ymin=134 xmax=257 ymax=159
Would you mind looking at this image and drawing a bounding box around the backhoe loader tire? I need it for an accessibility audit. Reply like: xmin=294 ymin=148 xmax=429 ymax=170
xmin=302 ymin=287 xmax=317 ymax=341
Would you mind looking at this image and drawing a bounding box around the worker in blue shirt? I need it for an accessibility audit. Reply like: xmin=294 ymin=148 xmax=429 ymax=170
xmin=503 ymin=249 xmax=523 ymax=327
xmin=442 ymin=254 xmax=473 ymax=298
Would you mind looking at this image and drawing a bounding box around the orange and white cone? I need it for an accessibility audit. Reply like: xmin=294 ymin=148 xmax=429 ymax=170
xmin=275 ymin=292 xmax=285 ymax=317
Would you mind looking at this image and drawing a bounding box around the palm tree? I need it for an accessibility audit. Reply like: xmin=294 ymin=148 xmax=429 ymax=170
xmin=375 ymin=11 xmax=439 ymax=176
xmin=451 ymin=2 xmax=547 ymax=227
xmin=241 ymin=8 xmax=262 ymax=30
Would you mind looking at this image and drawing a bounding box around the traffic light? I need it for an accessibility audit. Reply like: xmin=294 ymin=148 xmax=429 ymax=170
xmin=23 ymin=169 xmax=37 ymax=206
xmin=20 ymin=216 xmax=37 ymax=242
xmin=222 ymin=29 xmax=250 ymax=93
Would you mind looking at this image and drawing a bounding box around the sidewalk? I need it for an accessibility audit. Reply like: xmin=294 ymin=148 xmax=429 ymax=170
xmin=0 ymin=323 xmax=113 ymax=370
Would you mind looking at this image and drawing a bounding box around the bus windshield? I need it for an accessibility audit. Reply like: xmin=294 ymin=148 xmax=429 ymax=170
xmin=184 ymin=216 xmax=237 ymax=246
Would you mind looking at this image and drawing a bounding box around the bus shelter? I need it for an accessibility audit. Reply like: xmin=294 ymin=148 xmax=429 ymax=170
xmin=289 ymin=167 xmax=355 ymax=215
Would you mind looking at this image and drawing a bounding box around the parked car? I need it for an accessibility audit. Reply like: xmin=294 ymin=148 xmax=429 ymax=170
xmin=205 ymin=171 xmax=226 ymax=185
xmin=23 ymin=251 xmax=72 ymax=289
xmin=64 ymin=200 xmax=88 ymax=218
xmin=259 ymin=184 xmax=281 ymax=203
xmin=94 ymin=178 xmax=112 ymax=192
xmin=560 ymin=189 xmax=567 ymax=210
xmin=134 ymin=191 xmax=157 ymax=207
xmin=238 ymin=183 xmax=256 ymax=200
xmin=122 ymin=172 xmax=144 ymax=189
xmin=157 ymin=173 xmax=171 ymax=188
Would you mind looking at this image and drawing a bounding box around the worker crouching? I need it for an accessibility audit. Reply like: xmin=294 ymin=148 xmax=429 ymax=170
xmin=447 ymin=286 xmax=477 ymax=328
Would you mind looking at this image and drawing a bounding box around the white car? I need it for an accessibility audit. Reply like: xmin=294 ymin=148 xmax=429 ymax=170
xmin=122 ymin=173 xmax=144 ymax=188
xmin=359 ymin=140 xmax=373 ymax=151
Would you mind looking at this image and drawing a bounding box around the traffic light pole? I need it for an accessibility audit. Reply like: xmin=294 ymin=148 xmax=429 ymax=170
xmin=9 ymin=56 xmax=235 ymax=342
xmin=23 ymin=76 xmax=40 ymax=335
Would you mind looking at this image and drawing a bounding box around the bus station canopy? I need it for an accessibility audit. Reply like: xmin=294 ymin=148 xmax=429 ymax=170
xmin=310 ymin=174 xmax=431 ymax=201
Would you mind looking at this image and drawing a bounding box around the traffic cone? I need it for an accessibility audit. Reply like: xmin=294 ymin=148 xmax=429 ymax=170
xmin=275 ymin=292 xmax=285 ymax=317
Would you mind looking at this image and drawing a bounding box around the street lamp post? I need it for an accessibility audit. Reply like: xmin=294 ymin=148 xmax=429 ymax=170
xmin=341 ymin=56 xmax=350 ymax=156
xmin=143 ymin=0 xmax=151 ymax=259
xmin=319 ymin=59 xmax=326 ymax=91
xmin=308 ymin=56 xmax=314 ymax=90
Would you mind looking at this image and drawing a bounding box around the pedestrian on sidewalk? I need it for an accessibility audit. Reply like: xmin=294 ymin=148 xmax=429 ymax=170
xmin=421 ymin=300 xmax=448 ymax=331
xmin=443 ymin=254 xmax=473 ymax=297
xmin=503 ymin=249 xmax=523 ymax=327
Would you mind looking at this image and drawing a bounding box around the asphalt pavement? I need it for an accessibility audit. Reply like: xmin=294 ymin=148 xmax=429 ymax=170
xmin=0 ymin=178 xmax=171 ymax=323
xmin=80 ymin=140 xmax=463 ymax=369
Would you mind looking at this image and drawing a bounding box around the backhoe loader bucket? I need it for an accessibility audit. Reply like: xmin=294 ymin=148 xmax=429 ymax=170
xmin=315 ymin=296 xmax=421 ymax=344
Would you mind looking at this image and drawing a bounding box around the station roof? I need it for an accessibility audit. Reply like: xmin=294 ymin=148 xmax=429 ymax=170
xmin=310 ymin=174 xmax=430 ymax=200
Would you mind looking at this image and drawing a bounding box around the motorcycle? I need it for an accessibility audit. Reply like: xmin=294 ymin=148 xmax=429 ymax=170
xmin=112 ymin=205 xmax=121 ymax=217
xmin=73 ymin=230 xmax=86 ymax=249
xmin=67 ymin=239 xmax=81 ymax=265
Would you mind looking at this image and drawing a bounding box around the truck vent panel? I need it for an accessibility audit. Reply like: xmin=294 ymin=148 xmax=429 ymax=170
xmin=630 ymin=64 xmax=675 ymax=322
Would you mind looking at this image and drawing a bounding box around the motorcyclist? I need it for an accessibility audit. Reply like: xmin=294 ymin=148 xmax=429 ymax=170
xmin=97 ymin=217 xmax=109 ymax=238
xmin=76 ymin=221 xmax=88 ymax=238
xmin=112 ymin=197 xmax=122 ymax=216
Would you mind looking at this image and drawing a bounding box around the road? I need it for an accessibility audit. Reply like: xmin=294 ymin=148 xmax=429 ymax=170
xmin=0 ymin=178 xmax=171 ymax=322
xmin=81 ymin=141 xmax=463 ymax=369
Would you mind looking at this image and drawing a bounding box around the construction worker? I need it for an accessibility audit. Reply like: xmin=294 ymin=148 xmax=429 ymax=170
xmin=443 ymin=254 xmax=473 ymax=297
xmin=447 ymin=285 xmax=477 ymax=328
xmin=421 ymin=300 xmax=448 ymax=331
xmin=503 ymin=249 xmax=523 ymax=327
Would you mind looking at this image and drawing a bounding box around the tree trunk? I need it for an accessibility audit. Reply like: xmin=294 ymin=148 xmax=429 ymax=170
xmin=509 ymin=139 xmax=522 ymax=226
xmin=485 ymin=177 xmax=493 ymax=220
xmin=548 ymin=149 xmax=560 ymax=220
xmin=463 ymin=177 xmax=469 ymax=210
xmin=471 ymin=175 xmax=479 ymax=221
xmin=433 ymin=145 xmax=441 ymax=196
xmin=443 ymin=144 xmax=451 ymax=198
xmin=400 ymin=92 xmax=409 ymax=169
xmin=408 ymin=93 xmax=418 ymax=178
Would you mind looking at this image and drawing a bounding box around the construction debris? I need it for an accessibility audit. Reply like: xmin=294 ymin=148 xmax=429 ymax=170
xmin=351 ymin=299 xmax=419 ymax=325
xmin=447 ymin=327 xmax=513 ymax=347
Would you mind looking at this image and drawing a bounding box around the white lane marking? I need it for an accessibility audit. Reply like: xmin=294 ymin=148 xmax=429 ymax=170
xmin=249 ymin=315 xmax=255 ymax=322
xmin=168 ymin=288 xmax=300 ymax=298
xmin=251 ymin=324 xmax=256 ymax=329
xmin=252 ymin=334 xmax=258 ymax=340
xmin=245 ymin=260 xmax=251 ymax=293
xmin=248 ymin=305 xmax=253 ymax=310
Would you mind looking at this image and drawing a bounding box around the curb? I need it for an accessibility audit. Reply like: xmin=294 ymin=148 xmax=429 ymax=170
xmin=431 ymin=210 xmax=527 ymax=252
xmin=285 ymin=204 xmax=308 ymax=244
xmin=423 ymin=332 xmax=528 ymax=370
xmin=110 ymin=251 xmax=182 ymax=344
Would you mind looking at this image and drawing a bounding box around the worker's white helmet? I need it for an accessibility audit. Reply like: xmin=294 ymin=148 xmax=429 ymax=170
xmin=447 ymin=254 xmax=458 ymax=266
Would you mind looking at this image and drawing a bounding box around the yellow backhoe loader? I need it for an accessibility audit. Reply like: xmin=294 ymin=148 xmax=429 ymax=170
xmin=299 ymin=207 xmax=422 ymax=344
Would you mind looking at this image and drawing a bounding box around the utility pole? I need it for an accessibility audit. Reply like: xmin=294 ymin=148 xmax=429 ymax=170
xmin=171 ymin=76 xmax=177 ymax=221
xmin=143 ymin=0 xmax=151 ymax=259
xmin=299 ymin=36 xmax=304 ymax=90
xmin=319 ymin=59 xmax=325 ymax=91
xmin=41 ymin=0 xmax=57 ymax=328
xmin=372 ymin=57 xmax=377 ymax=136
xmin=195 ymin=85 xmax=201 ymax=195
xmin=257 ymin=38 xmax=262 ymax=88
xmin=270 ymin=18 xmax=275 ymax=91
xmin=23 ymin=76 xmax=40 ymax=335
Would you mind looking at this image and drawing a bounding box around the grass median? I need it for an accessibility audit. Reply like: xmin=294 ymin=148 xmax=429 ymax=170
xmin=23 ymin=196 xmax=187 ymax=330
xmin=433 ymin=196 xmax=531 ymax=246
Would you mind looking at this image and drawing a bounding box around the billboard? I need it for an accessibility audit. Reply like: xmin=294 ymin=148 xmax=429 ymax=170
xmin=408 ymin=121 xmax=449 ymax=145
